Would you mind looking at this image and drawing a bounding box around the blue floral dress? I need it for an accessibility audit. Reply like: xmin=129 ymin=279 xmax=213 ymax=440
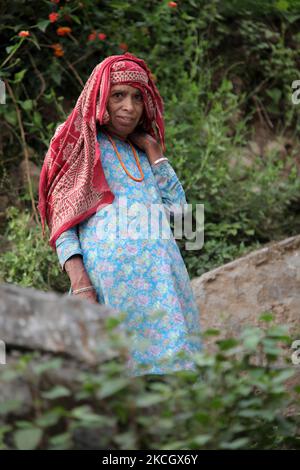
xmin=55 ymin=129 xmax=202 ymax=377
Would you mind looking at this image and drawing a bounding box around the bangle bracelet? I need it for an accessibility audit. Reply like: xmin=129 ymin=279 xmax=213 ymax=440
xmin=72 ymin=285 xmax=95 ymax=295
xmin=152 ymin=157 xmax=168 ymax=166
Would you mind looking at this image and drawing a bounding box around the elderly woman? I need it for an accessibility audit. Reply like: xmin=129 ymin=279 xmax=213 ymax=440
xmin=38 ymin=52 xmax=202 ymax=377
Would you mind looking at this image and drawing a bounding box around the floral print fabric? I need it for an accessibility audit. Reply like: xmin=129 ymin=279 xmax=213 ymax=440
xmin=55 ymin=129 xmax=202 ymax=377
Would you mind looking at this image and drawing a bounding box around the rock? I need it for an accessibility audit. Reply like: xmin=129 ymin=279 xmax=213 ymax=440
xmin=0 ymin=283 xmax=133 ymax=434
xmin=191 ymin=234 xmax=300 ymax=358
xmin=191 ymin=234 xmax=300 ymax=416
xmin=0 ymin=283 xmax=129 ymax=365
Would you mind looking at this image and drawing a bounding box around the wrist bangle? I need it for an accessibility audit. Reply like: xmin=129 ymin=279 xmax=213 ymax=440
xmin=72 ymin=285 xmax=95 ymax=295
xmin=152 ymin=157 xmax=168 ymax=166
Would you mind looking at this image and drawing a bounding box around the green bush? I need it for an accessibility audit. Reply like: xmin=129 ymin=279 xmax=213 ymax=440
xmin=0 ymin=314 xmax=299 ymax=450
xmin=1 ymin=0 xmax=300 ymax=283
xmin=0 ymin=206 xmax=68 ymax=292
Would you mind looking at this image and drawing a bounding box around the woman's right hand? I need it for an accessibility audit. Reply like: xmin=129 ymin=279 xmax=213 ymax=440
xmin=65 ymin=255 xmax=99 ymax=304
xmin=73 ymin=289 xmax=98 ymax=304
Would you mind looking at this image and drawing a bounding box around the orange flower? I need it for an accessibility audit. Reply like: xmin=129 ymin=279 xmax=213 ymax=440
xmin=56 ymin=26 xmax=72 ymax=36
xmin=49 ymin=12 xmax=59 ymax=23
xmin=98 ymin=33 xmax=106 ymax=40
xmin=18 ymin=30 xmax=30 ymax=37
xmin=119 ymin=42 xmax=128 ymax=51
xmin=54 ymin=48 xmax=64 ymax=57
xmin=88 ymin=32 xmax=96 ymax=41
xmin=51 ymin=43 xmax=64 ymax=57
xmin=168 ymin=1 xmax=177 ymax=7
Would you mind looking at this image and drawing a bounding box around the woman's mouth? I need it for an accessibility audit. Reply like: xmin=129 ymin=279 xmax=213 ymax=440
xmin=116 ymin=116 xmax=135 ymax=125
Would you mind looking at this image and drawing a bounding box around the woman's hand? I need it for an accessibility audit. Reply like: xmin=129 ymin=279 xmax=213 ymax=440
xmin=129 ymin=129 xmax=163 ymax=165
xmin=73 ymin=289 xmax=98 ymax=304
xmin=65 ymin=255 xmax=98 ymax=304
xmin=128 ymin=129 xmax=161 ymax=153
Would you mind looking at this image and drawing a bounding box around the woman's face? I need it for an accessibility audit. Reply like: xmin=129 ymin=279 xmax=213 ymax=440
xmin=105 ymin=84 xmax=144 ymax=139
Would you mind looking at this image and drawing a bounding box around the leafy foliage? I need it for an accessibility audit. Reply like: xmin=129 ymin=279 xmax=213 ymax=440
xmin=1 ymin=0 xmax=300 ymax=284
xmin=0 ymin=315 xmax=299 ymax=450
xmin=0 ymin=207 xmax=68 ymax=292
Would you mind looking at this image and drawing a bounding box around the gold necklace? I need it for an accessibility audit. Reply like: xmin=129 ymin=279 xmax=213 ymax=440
xmin=102 ymin=130 xmax=144 ymax=182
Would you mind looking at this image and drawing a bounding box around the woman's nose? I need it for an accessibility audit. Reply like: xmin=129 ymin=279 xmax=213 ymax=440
xmin=122 ymin=96 xmax=135 ymax=112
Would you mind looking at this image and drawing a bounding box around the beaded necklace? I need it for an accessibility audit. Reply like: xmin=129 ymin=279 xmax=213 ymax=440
xmin=102 ymin=129 xmax=144 ymax=182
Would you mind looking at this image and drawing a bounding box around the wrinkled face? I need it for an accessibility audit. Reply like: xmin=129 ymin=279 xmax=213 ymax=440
xmin=105 ymin=84 xmax=144 ymax=138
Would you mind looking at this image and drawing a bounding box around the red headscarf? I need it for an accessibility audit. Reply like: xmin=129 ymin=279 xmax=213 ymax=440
xmin=38 ymin=52 xmax=165 ymax=250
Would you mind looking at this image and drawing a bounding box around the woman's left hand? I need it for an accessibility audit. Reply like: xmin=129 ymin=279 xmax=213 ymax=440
xmin=128 ymin=129 xmax=161 ymax=152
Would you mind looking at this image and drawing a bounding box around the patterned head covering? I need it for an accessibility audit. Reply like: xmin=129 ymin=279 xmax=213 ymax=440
xmin=99 ymin=59 xmax=158 ymax=133
xmin=38 ymin=52 xmax=165 ymax=250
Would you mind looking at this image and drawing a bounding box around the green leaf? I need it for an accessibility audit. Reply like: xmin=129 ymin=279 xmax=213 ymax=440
xmin=13 ymin=69 xmax=27 ymax=83
xmin=273 ymin=369 xmax=296 ymax=384
xmin=19 ymin=99 xmax=33 ymax=111
xmin=220 ymin=437 xmax=250 ymax=449
xmin=35 ymin=410 xmax=63 ymax=428
xmin=33 ymin=111 xmax=42 ymax=127
xmin=267 ymin=325 xmax=290 ymax=339
xmin=41 ymin=386 xmax=71 ymax=400
xmin=189 ymin=434 xmax=211 ymax=446
xmin=136 ymin=393 xmax=166 ymax=407
xmin=69 ymin=14 xmax=82 ymax=25
xmin=70 ymin=406 xmax=107 ymax=424
xmin=16 ymin=420 xmax=36 ymax=429
xmin=202 ymin=328 xmax=221 ymax=337
xmin=5 ymin=109 xmax=17 ymax=126
xmin=266 ymin=88 xmax=282 ymax=104
xmin=6 ymin=43 xmax=19 ymax=54
xmin=243 ymin=335 xmax=262 ymax=350
xmin=36 ymin=20 xmax=50 ymax=32
xmin=217 ymin=338 xmax=239 ymax=351
xmin=33 ymin=358 xmax=63 ymax=375
xmin=265 ymin=347 xmax=282 ymax=356
xmin=97 ymin=378 xmax=129 ymax=399
xmin=241 ymin=327 xmax=264 ymax=348
xmin=259 ymin=312 xmax=274 ymax=322
xmin=104 ymin=315 xmax=125 ymax=330
xmin=49 ymin=432 xmax=72 ymax=448
xmin=14 ymin=428 xmax=42 ymax=450
xmin=0 ymin=399 xmax=22 ymax=415
xmin=275 ymin=0 xmax=289 ymax=11
xmin=0 ymin=369 xmax=22 ymax=381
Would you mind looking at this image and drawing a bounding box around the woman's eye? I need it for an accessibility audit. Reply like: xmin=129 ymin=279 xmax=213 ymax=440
xmin=113 ymin=93 xmax=142 ymax=100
